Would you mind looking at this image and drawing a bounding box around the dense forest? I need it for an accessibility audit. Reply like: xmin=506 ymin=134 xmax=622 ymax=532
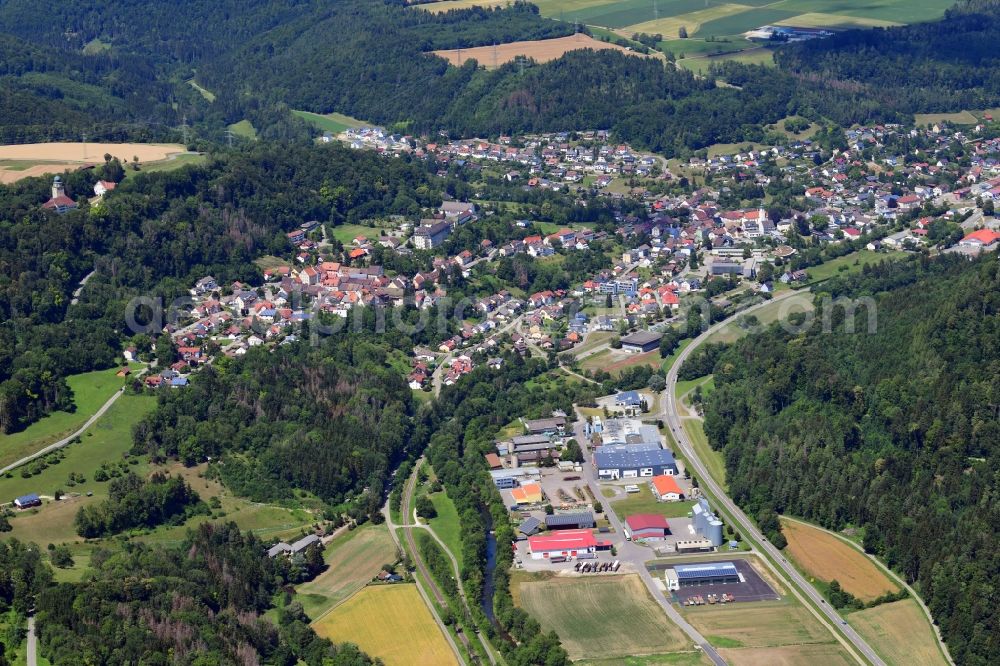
xmin=5 ymin=0 xmax=1000 ymax=151
xmin=697 ymin=254 xmax=1000 ymax=664
xmin=37 ymin=522 xmax=375 ymax=665
xmin=134 ymin=335 xmax=416 ymax=517
xmin=73 ymin=471 xmax=207 ymax=538
xmin=0 ymin=143 xmax=443 ymax=433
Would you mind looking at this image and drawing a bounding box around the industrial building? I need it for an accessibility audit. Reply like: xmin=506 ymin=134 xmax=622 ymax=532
xmin=594 ymin=448 xmax=678 ymax=479
xmin=518 ymin=517 xmax=542 ymax=537
xmin=650 ymin=475 xmax=684 ymax=501
xmin=692 ymin=498 xmax=725 ymax=547
xmin=545 ymin=512 xmax=596 ymax=531
xmin=511 ymin=482 xmax=543 ymax=505
xmin=527 ymin=529 xmax=601 ymax=560
xmin=674 ymin=538 xmax=715 ymax=554
xmin=664 ymin=562 xmax=740 ymax=590
xmin=620 ymin=330 xmax=663 ymax=353
xmin=490 ymin=467 xmax=540 ymax=489
xmin=599 ymin=418 xmax=661 ymax=447
xmin=625 ymin=514 xmax=671 ymax=540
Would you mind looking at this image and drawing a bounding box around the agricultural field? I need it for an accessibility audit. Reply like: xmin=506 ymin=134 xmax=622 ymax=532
xmin=0 ymin=142 xmax=187 ymax=184
xmin=0 ymin=366 xmax=138 ymax=469
xmin=295 ymin=523 xmax=398 ymax=620
xmin=431 ymin=34 xmax=646 ymax=68
xmin=914 ymin=111 xmax=979 ymax=126
xmin=313 ymin=584 xmax=458 ymax=666
xmin=292 ymin=110 xmax=368 ymax=135
xmin=516 ymin=573 xmax=692 ymax=661
xmin=781 ymin=518 xmax=899 ymax=602
xmin=417 ymin=0 xmax=952 ymax=69
xmin=683 ymin=597 xmax=851 ymax=663
xmin=849 ymin=599 xmax=949 ymax=666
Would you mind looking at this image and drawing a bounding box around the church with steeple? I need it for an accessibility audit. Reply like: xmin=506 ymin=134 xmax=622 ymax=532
xmin=42 ymin=175 xmax=78 ymax=214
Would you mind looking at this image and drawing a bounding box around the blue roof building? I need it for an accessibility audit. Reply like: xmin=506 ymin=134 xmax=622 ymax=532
xmin=14 ymin=493 xmax=41 ymax=509
xmin=594 ymin=448 xmax=678 ymax=480
xmin=665 ymin=561 xmax=740 ymax=590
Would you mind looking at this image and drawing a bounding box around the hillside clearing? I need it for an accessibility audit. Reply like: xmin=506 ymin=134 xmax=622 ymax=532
xmin=293 ymin=110 xmax=368 ymax=135
xmin=313 ymin=584 xmax=457 ymax=666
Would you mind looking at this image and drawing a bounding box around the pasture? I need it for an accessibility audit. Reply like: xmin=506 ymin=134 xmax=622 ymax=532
xmin=0 ymin=367 xmax=137 ymax=469
xmin=296 ymin=523 xmax=398 ymax=620
xmin=849 ymin=599 xmax=949 ymax=666
xmin=781 ymin=518 xmax=899 ymax=602
xmin=517 ymin=573 xmax=691 ymax=660
xmin=431 ymin=34 xmax=645 ymax=68
xmin=313 ymin=584 xmax=458 ymax=666
xmin=427 ymin=489 xmax=463 ymax=568
xmin=914 ymin=110 xmax=979 ymax=126
xmin=718 ymin=643 xmax=853 ymax=665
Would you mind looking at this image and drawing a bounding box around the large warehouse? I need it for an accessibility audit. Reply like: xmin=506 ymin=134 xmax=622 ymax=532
xmin=545 ymin=512 xmax=596 ymax=531
xmin=664 ymin=562 xmax=741 ymax=590
xmin=527 ymin=529 xmax=600 ymax=560
xmin=594 ymin=448 xmax=678 ymax=479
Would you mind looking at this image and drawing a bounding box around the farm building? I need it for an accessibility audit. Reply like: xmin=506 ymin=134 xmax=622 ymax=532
xmin=485 ymin=453 xmax=503 ymax=469
xmin=490 ymin=467 xmax=540 ymax=489
xmin=620 ymin=331 xmax=662 ymax=353
xmin=692 ymin=498 xmax=725 ymax=546
xmin=14 ymin=493 xmax=41 ymax=509
xmin=545 ymin=512 xmax=596 ymax=531
xmin=664 ymin=562 xmax=740 ymax=591
xmin=527 ymin=529 xmax=606 ymax=560
xmin=651 ymin=475 xmax=684 ymax=501
xmin=594 ymin=448 xmax=678 ymax=480
xmin=511 ymin=482 xmax=543 ymax=505
xmin=625 ymin=514 xmax=670 ymax=540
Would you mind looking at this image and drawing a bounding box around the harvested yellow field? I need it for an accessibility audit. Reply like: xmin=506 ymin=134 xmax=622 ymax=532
xmin=719 ymin=643 xmax=854 ymax=666
xmin=782 ymin=518 xmax=899 ymax=602
xmin=431 ymin=33 xmax=645 ymax=68
xmin=625 ymin=4 xmax=750 ymax=40
xmin=0 ymin=143 xmax=186 ymax=184
xmin=849 ymin=599 xmax=948 ymax=666
xmin=0 ymin=142 xmax=185 ymax=163
xmin=0 ymin=163 xmax=85 ymax=185
xmin=313 ymin=584 xmax=457 ymax=666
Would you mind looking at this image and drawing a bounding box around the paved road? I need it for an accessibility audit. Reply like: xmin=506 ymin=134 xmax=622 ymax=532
xmin=0 ymin=376 xmax=140 ymax=476
xmin=660 ymin=292 xmax=885 ymax=666
xmin=26 ymin=615 xmax=36 ymax=666
xmin=385 ymin=464 xmax=468 ymax=665
xmin=569 ymin=416 xmax=727 ymax=666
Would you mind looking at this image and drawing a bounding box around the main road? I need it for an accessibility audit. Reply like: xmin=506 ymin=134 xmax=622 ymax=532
xmin=659 ymin=291 xmax=886 ymax=666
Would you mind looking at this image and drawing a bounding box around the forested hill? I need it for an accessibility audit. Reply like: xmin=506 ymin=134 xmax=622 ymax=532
xmin=698 ymin=254 xmax=1000 ymax=664
xmin=9 ymin=0 xmax=1000 ymax=152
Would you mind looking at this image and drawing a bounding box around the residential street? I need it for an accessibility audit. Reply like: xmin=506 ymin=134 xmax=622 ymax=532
xmin=660 ymin=293 xmax=886 ymax=666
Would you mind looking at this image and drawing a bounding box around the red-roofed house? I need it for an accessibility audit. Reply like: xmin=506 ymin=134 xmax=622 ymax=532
xmin=42 ymin=176 xmax=78 ymax=214
xmin=625 ymin=514 xmax=670 ymax=540
xmin=94 ymin=180 xmax=117 ymax=196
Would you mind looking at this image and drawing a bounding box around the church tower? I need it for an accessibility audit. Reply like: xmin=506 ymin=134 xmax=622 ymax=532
xmin=52 ymin=175 xmax=65 ymax=200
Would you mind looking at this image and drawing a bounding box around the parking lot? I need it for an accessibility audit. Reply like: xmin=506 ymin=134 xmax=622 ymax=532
xmin=649 ymin=558 xmax=780 ymax=603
